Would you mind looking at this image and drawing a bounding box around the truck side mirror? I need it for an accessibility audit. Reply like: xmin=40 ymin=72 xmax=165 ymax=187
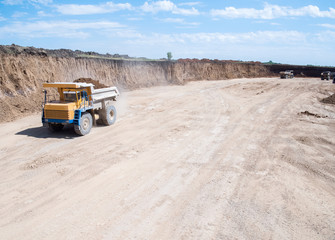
xmin=43 ymin=90 xmax=48 ymax=104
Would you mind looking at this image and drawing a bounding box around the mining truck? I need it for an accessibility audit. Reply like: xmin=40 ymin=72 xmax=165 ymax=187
xmin=280 ymin=70 xmax=294 ymax=79
xmin=321 ymin=71 xmax=334 ymax=81
xmin=42 ymin=82 xmax=119 ymax=136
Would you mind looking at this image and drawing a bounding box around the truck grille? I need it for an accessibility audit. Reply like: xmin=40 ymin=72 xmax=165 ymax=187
xmin=45 ymin=110 xmax=71 ymax=120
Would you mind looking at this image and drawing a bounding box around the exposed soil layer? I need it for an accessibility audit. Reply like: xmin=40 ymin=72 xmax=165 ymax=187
xmin=321 ymin=93 xmax=335 ymax=105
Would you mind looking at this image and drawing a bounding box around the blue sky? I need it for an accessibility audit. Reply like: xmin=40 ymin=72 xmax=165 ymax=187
xmin=0 ymin=0 xmax=334 ymax=65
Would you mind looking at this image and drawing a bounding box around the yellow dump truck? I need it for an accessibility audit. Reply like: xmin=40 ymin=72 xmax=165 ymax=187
xmin=42 ymin=82 xmax=120 ymax=135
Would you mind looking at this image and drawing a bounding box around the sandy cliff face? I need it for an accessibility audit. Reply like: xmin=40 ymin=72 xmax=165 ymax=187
xmin=0 ymin=54 xmax=272 ymax=122
xmin=174 ymin=61 xmax=271 ymax=81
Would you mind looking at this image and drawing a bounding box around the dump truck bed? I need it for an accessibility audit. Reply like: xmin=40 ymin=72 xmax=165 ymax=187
xmin=43 ymin=82 xmax=120 ymax=102
xmin=91 ymin=87 xmax=119 ymax=102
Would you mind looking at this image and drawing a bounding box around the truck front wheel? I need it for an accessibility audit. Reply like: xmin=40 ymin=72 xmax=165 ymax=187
xmin=100 ymin=105 xmax=117 ymax=126
xmin=74 ymin=113 xmax=93 ymax=136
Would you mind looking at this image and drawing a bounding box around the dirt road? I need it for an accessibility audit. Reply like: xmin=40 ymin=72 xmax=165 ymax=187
xmin=0 ymin=78 xmax=334 ymax=239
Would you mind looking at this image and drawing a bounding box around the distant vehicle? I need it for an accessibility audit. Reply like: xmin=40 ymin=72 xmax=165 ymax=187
xmin=280 ymin=70 xmax=294 ymax=79
xmin=321 ymin=71 xmax=335 ymax=81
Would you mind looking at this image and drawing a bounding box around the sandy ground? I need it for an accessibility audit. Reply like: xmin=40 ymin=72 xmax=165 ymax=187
xmin=0 ymin=77 xmax=334 ymax=240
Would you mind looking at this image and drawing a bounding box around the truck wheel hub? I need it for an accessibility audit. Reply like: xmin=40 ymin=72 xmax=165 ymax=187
xmin=82 ymin=118 xmax=89 ymax=130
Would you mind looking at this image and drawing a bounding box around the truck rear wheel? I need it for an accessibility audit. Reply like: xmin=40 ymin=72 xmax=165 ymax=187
xmin=74 ymin=113 xmax=93 ymax=136
xmin=48 ymin=123 xmax=64 ymax=132
xmin=100 ymin=105 xmax=117 ymax=126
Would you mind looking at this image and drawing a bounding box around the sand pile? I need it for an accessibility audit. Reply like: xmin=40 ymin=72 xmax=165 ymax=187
xmin=321 ymin=93 xmax=335 ymax=105
xmin=74 ymin=78 xmax=108 ymax=89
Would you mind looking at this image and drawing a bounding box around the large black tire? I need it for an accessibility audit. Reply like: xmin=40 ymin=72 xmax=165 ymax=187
xmin=74 ymin=113 xmax=93 ymax=136
xmin=48 ymin=123 xmax=64 ymax=132
xmin=100 ymin=105 xmax=117 ymax=126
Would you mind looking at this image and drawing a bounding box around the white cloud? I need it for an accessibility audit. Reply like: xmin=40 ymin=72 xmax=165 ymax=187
xmin=127 ymin=17 xmax=143 ymax=21
xmin=0 ymin=20 xmax=125 ymax=38
xmin=211 ymin=4 xmax=335 ymax=19
xmin=126 ymin=31 xmax=307 ymax=46
xmin=318 ymin=24 xmax=335 ymax=29
xmin=190 ymin=31 xmax=305 ymax=44
xmin=30 ymin=0 xmax=52 ymax=5
xmin=55 ymin=2 xmax=132 ymax=15
xmin=173 ymin=7 xmax=199 ymax=16
xmin=291 ymin=5 xmax=335 ymax=18
xmin=37 ymin=10 xmax=53 ymax=17
xmin=12 ymin=11 xmax=28 ymax=18
xmin=0 ymin=15 xmax=6 ymax=21
xmin=161 ymin=18 xmax=185 ymax=23
xmin=178 ymin=2 xmax=201 ymax=7
xmin=141 ymin=0 xmax=173 ymax=12
xmin=110 ymin=29 xmax=144 ymax=39
xmin=55 ymin=1 xmax=199 ymax=16
xmin=315 ymin=31 xmax=335 ymax=42
xmin=1 ymin=0 xmax=22 ymax=5
xmin=1 ymin=0 xmax=52 ymax=5
xmin=160 ymin=17 xmax=200 ymax=26
xmin=141 ymin=0 xmax=199 ymax=15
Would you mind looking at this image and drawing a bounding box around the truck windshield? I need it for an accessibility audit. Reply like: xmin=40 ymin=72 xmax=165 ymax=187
xmin=63 ymin=91 xmax=77 ymax=102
